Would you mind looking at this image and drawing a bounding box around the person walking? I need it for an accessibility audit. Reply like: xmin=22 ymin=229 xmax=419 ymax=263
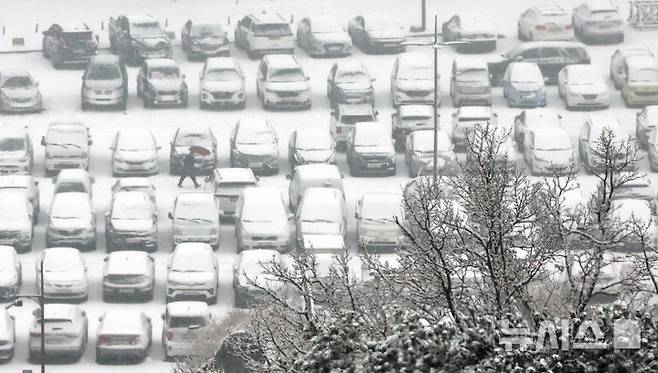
xmin=177 ymin=152 xmax=200 ymax=188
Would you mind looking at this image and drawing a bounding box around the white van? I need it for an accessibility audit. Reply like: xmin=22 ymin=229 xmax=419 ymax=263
xmin=286 ymin=164 xmax=344 ymax=211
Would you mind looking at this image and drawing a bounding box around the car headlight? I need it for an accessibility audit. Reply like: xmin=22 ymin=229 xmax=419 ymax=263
xmin=293 ymin=151 xmax=304 ymax=163
xmin=201 ymin=89 xmax=212 ymax=100
xmin=80 ymin=151 xmax=88 ymax=158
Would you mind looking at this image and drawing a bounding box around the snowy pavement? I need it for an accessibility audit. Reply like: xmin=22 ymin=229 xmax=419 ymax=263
xmin=1 ymin=0 xmax=658 ymax=372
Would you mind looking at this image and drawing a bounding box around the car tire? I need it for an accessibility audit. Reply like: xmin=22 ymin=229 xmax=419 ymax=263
xmin=238 ymin=101 xmax=246 ymax=110
xmin=209 ymin=293 xmax=218 ymax=305
xmin=246 ymin=43 xmax=257 ymax=60
xmin=143 ymin=98 xmax=150 ymax=108
xmin=117 ymin=99 xmax=127 ymax=111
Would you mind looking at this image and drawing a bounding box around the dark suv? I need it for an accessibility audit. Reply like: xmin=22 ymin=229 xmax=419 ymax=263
xmin=42 ymin=23 xmax=98 ymax=68
xmin=488 ymin=41 xmax=590 ymax=86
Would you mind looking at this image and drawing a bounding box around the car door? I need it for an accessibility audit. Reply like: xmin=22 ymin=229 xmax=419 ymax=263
xmin=327 ymin=63 xmax=337 ymax=98
xmin=288 ymin=131 xmax=296 ymax=165
xmin=557 ymin=67 xmax=568 ymax=96
xmin=524 ymin=131 xmax=534 ymax=162
xmin=137 ymin=63 xmax=147 ymax=97
xmin=537 ymin=47 xmax=564 ymax=80
xmin=578 ymin=121 xmax=590 ymax=162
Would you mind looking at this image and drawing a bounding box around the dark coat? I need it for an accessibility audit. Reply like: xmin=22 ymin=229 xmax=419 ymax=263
xmin=182 ymin=153 xmax=195 ymax=174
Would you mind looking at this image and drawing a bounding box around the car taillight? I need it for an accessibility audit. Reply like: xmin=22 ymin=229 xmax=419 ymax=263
xmin=535 ymin=25 xmax=546 ymax=31
xmin=166 ymin=331 xmax=173 ymax=341
xmin=98 ymin=335 xmax=111 ymax=345
xmin=336 ymin=128 xmax=342 ymax=134
xmin=565 ymin=25 xmax=573 ymax=30
xmin=30 ymin=331 xmax=40 ymax=338
xmin=130 ymin=336 xmax=141 ymax=345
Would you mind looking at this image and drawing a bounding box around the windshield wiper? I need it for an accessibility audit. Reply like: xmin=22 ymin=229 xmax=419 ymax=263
xmin=363 ymin=217 xmax=394 ymax=223
xmin=177 ymin=217 xmax=213 ymax=224
xmin=48 ymin=142 xmax=81 ymax=149
xmin=302 ymin=218 xmax=335 ymax=223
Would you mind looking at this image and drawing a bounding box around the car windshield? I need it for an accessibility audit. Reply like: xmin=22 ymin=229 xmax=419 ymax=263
xmin=535 ymin=133 xmax=572 ymax=151
xmin=459 ymin=116 xmax=490 ymax=123
xmin=300 ymin=202 xmax=341 ymax=222
xmin=242 ymin=201 xmax=285 ymax=223
xmin=55 ymin=182 xmax=86 ymax=194
xmin=569 ymin=72 xmax=598 ymax=85
xmin=131 ymin=22 xmax=162 ymax=36
xmin=63 ymin=31 xmax=93 ymax=42
xmin=296 ymin=133 xmax=332 ymax=150
xmin=366 ymin=17 xmax=395 ymax=31
xmin=402 ymin=115 xmax=431 ymax=122
xmin=87 ymin=64 xmax=121 ymax=80
xmin=591 ymin=10 xmax=618 ymax=17
xmin=0 ymin=137 xmax=25 ymax=152
xmin=236 ymin=129 xmax=273 ymax=145
xmin=512 ymin=69 xmax=540 ymax=83
xmin=190 ymin=24 xmax=223 ymax=37
xmin=52 ymin=201 xmax=90 ymax=219
xmin=175 ymin=132 xmax=212 ymax=147
xmin=115 ymin=202 xmax=151 ymax=220
xmin=118 ymin=134 xmax=153 ymax=151
xmin=172 ymin=252 xmax=214 ymax=272
xmin=456 ymin=68 xmax=488 ymax=82
xmin=342 ymin=114 xmax=375 ymax=124
xmin=45 ymin=256 xmax=80 ymax=272
xmin=150 ymin=67 xmax=180 ymax=79
xmin=314 ymin=19 xmax=343 ymax=33
xmin=168 ymin=315 xmax=207 ymax=329
xmin=335 ymin=69 xmax=369 ymax=83
xmin=269 ymin=68 xmax=305 ymax=82
xmin=414 ymin=134 xmax=451 ymax=152
xmin=177 ymin=201 xmax=216 ymax=222
xmin=49 ymin=127 xmax=85 ymax=147
xmin=362 ymin=199 xmax=399 ymax=222
xmin=2 ymin=76 xmax=32 ymax=88
xmin=630 ymin=68 xmax=658 ymax=83
xmin=205 ymin=69 xmax=240 ymax=81
xmin=398 ymin=66 xmax=432 ymax=80
xmin=253 ymin=23 xmax=291 ymax=35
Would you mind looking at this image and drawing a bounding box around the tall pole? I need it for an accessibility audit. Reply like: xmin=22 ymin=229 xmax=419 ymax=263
xmin=421 ymin=0 xmax=427 ymax=31
xmin=432 ymin=14 xmax=439 ymax=184
xmin=40 ymin=259 xmax=45 ymax=373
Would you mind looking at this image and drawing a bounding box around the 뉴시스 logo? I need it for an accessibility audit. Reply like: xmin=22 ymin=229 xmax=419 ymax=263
xmin=499 ymin=318 xmax=641 ymax=351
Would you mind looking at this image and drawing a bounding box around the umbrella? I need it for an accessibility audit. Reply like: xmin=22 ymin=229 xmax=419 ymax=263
xmin=189 ymin=145 xmax=211 ymax=156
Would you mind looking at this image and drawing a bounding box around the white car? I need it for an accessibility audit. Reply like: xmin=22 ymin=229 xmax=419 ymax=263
xmin=0 ymin=127 xmax=33 ymax=175
xmin=28 ymin=304 xmax=88 ymax=361
xmin=355 ymin=193 xmax=404 ymax=251
xmin=0 ymin=245 xmax=20 ymax=301
xmin=96 ymin=310 xmax=152 ymax=363
xmin=558 ymin=65 xmax=610 ymax=110
xmin=110 ymin=130 xmax=161 ymax=177
xmin=233 ymin=249 xmax=283 ymax=307
xmin=102 ymin=250 xmax=155 ymax=301
xmin=288 ymin=128 xmax=336 ymax=169
xmin=169 ymin=191 xmax=220 ymax=249
xmin=390 ymin=52 xmax=437 ymax=107
xmin=166 ymin=243 xmax=218 ymax=304
xmin=0 ymin=191 xmax=33 ymax=252
xmin=199 ymin=57 xmax=246 ymax=110
xmin=41 ymin=122 xmax=92 ymax=174
xmin=572 ymin=0 xmax=624 ymax=43
xmin=0 ymin=70 xmax=42 ymax=113
xmin=636 ymin=106 xmax=658 ymax=149
xmin=234 ymin=13 xmax=294 ymax=59
xmin=610 ymin=46 xmax=654 ymax=90
xmin=235 ymin=187 xmax=291 ymax=252
xmin=105 ymin=191 xmax=158 ymax=252
xmin=111 ymin=177 xmax=157 ymax=207
xmin=513 ymin=109 xmax=564 ymax=149
xmin=0 ymin=309 xmax=14 ymax=362
xmin=39 ymin=247 xmax=88 ymax=302
xmin=162 ymin=301 xmax=212 ymax=360
xmin=295 ymin=187 xmax=347 ymax=245
xmin=0 ymin=175 xmax=40 ymax=222
xmin=53 ymin=168 xmax=93 ymax=196
xmin=206 ymin=167 xmax=258 ymax=219
xmin=522 ymin=127 xmax=577 ymax=175
xmin=256 ymin=54 xmax=311 ymax=110
xmin=451 ymin=106 xmax=497 ymax=150
xmin=579 ymin=115 xmax=635 ymax=172
xmin=46 ymin=192 xmax=96 ymax=250
xmin=518 ymin=5 xmax=574 ymax=41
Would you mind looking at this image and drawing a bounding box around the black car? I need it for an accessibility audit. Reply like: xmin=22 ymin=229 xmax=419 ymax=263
xmin=347 ymin=15 xmax=406 ymax=54
xmin=442 ymin=15 xmax=497 ymax=53
xmin=181 ymin=20 xmax=230 ymax=59
xmin=42 ymin=23 xmax=97 ymax=68
xmin=487 ymin=41 xmax=590 ymax=86
xmin=326 ymin=61 xmax=375 ymax=107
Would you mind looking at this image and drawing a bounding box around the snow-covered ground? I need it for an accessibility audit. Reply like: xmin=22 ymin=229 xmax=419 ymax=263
xmin=1 ymin=0 xmax=658 ymax=372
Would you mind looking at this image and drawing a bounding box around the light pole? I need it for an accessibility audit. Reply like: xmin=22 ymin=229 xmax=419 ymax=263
xmin=6 ymin=260 xmax=45 ymax=373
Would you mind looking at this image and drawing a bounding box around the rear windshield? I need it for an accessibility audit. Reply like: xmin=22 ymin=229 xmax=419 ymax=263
xmin=172 ymin=252 xmax=214 ymax=272
xmin=43 ymin=320 xmax=73 ymax=333
xmin=253 ymin=23 xmax=291 ymax=35
xmin=63 ymin=31 xmax=93 ymax=42
xmin=563 ymin=48 xmax=588 ymax=61
xmin=456 ymin=68 xmax=488 ymax=82
xmin=591 ymin=10 xmax=618 ymax=17
xmin=269 ymin=68 xmax=305 ymax=82
xmin=1 ymin=76 xmax=32 ymax=88
xmin=168 ymin=316 xmax=207 ymax=329
xmin=341 ymin=114 xmax=375 ymax=124
xmin=205 ymin=69 xmax=240 ymax=81
xmin=55 ymin=182 xmax=86 ymax=194
xmin=175 ymin=132 xmax=212 ymax=147
xmin=87 ymin=64 xmax=121 ymax=80
xmin=131 ymin=22 xmax=162 ymax=36
xmin=0 ymin=137 xmax=25 ymax=152
xmin=191 ymin=24 xmax=223 ymax=37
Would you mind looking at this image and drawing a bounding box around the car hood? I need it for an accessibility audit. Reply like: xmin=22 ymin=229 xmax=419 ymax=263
xmin=0 ymin=219 xmax=30 ymax=232
xmin=236 ymin=143 xmax=276 ymax=156
xmin=243 ymin=220 xmax=287 ymax=236
xmin=117 ymin=149 xmax=157 ymax=162
xmin=534 ymin=149 xmax=574 ymax=164
xmin=201 ymin=80 xmax=242 ymax=92
xmin=355 ymin=144 xmax=394 ymax=155
xmin=266 ymin=80 xmax=309 ymax=92
xmin=45 ymin=270 xmax=85 ymax=283
xmin=133 ymin=34 xmax=170 ymax=48
xmin=300 ymin=221 xmax=342 ymax=235
xmin=149 ymin=79 xmax=184 ymax=91
xmin=1 ymin=87 xmax=38 ymax=99
xmin=366 ymin=28 xmax=405 ymax=40
xmin=191 ymin=35 xmax=225 ymax=46
xmin=569 ymin=83 xmax=607 ymax=95
xmin=168 ymin=270 xmax=214 ymax=284
xmin=396 ymin=79 xmax=434 ymax=91
xmin=50 ymin=217 xmax=89 ymax=230
xmin=314 ymin=32 xmax=351 ymax=44
xmin=512 ymin=82 xmax=543 ymax=91
xmin=296 ymin=149 xmax=334 ymax=162
xmin=0 ymin=150 xmax=28 ymax=161
xmin=111 ymin=218 xmax=153 ymax=232
xmin=47 ymin=144 xmax=86 ymax=158
xmin=336 ymin=80 xmax=372 ymax=91
xmin=84 ymin=79 xmax=123 ymax=89
xmin=0 ymin=271 xmax=17 ymax=287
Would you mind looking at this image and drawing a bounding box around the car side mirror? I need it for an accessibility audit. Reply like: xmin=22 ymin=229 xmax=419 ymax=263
xmin=90 ymin=176 xmax=95 ymax=183
xmin=103 ymin=256 xmax=109 ymax=262
xmin=354 ymin=212 xmax=360 ymax=219
xmin=305 ymin=76 xmax=310 ymax=81
xmin=104 ymin=212 xmax=109 ymax=218
xmin=161 ymin=313 xmax=165 ymax=320
xmin=168 ymin=212 xmax=173 ymax=220
xmin=40 ymin=136 xmax=46 ymax=146
xmin=88 ymin=139 xmax=93 ymax=145
xmin=330 ymin=109 xmax=335 ymax=116
xmin=285 ymin=174 xmax=292 ymax=180
xmin=374 ymin=110 xmax=379 ymax=116
xmin=95 ymin=34 xmax=99 ymax=42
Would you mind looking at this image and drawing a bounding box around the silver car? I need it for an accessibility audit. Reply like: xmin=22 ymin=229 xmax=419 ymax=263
xmin=39 ymin=247 xmax=88 ymax=302
xmin=136 ymin=58 xmax=188 ymax=108
xmin=166 ymin=243 xmax=218 ymax=304
xmin=326 ymin=60 xmax=374 ymax=107
xmin=28 ymin=304 xmax=88 ymax=361
xmin=96 ymin=310 xmax=152 ymax=363
xmin=169 ymin=192 xmax=220 ymax=249
xmin=111 ymin=177 xmax=156 ymax=207
xmin=80 ymin=54 xmax=128 ymax=110
xmin=297 ymin=15 xmax=352 ymax=57
xmin=0 ymin=245 xmax=20 ymax=301
xmin=0 ymin=128 xmax=33 ymax=175
xmin=41 ymin=122 xmax=92 ymax=174
xmin=110 ymin=130 xmax=161 ymax=177
xmin=199 ymin=57 xmax=246 ymax=109
xmin=572 ymin=0 xmax=624 ymax=43
xmin=162 ymin=301 xmax=212 ymax=360
xmin=233 ymin=249 xmax=283 ymax=307
xmin=46 ymin=192 xmax=96 ymax=250
xmin=105 ymin=191 xmax=158 ymax=252
xmin=0 ymin=70 xmax=42 ymax=113
xmin=405 ymin=129 xmax=456 ymax=177
xmin=609 ymin=46 xmax=654 ymax=90
xmin=288 ymin=128 xmax=336 ymax=169
xmin=235 ymin=187 xmax=291 ymax=252
xmin=102 ymin=250 xmax=155 ymax=301
xmin=0 ymin=309 xmax=14 ymax=362
xmin=390 ymin=52 xmax=437 ymax=107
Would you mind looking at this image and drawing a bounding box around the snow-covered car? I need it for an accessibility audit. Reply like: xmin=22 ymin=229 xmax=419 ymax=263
xmin=233 ymin=249 xmax=283 ymax=307
xmin=330 ymin=103 xmax=378 ymax=146
xmin=297 ymin=15 xmax=352 ymax=57
xmin=610 ymin=46 xmax=654 ymax=89
xmin=42 ymin=23 xmax=97 ymax=68
xmin=166 ymin=243 xmax=218 ymax=304
xmin=0 ymin=246 xmax=21 ymax=301
xmin=137 ymin=58 xmax=188 ymax=108
xmin=301 ymin=234 xmax=345 ymax=254
xmin=0 ymin=127 xmax=33 ymax=175
xmin=0 ymin=191 xmax=33 ymax=252
xmin=451 ymin=106 xmax=497 ymax=150
xmin=636 ymin=106 xmax=658 ymax=149
xmin=348 ymin=15 xmax=406 ymax=54
xmin=41 ymin=122 xmax=92 ymax=174
xmin=572 ymin=0 xmax=624 ymax=43
xmin=503 ymin=62 xmax=546 ymax=108
xmin=169 ymin=126 xmax=217 ymax=176
xmin=102 ymin=250 xmax=155 ymax=301
xmin=326 ymin=60 xmax=374 ymax=107
xmin=620 ymin=56 xmax=658 ymax=107
xmin=206 ymin=168 xmax=258 ymax=219
xmin=199 ymin=57 xmax=246 ymax=109
xmin=162 ymin=301 xmax=212 ymax=360
xmin=169 ymin=192 xmax=220 ymax=249
xmin=646 ymin=129 xmax=658 ymax=172
xmin=105 ymin=191 xmax=157 ymax=252
xmin=110 ymin=130 xmax=160 ymax=177
xmin=518 ymin=5 xmax=574 ymax=41
xmin=181 ymin=20 xmax=229 ymax=59
xmin=522 ymin=126 xmax=576 ymax=175
xmin=391 ymin=52 xmax=437 ymax=107
xmin=0 ymin=309 xmax=15 ymax=362
xmin=346 ymin=122 xmax=396 ymax=177
xmin=513 ymin=108 xmax=564 ymax=148
xmin=450 ymin=57 xmax=492 ymax=107
xmin=39 ymin=247 xmax=88 ymax=302
xmin=391 ymin=104 xmax=434 ymax=150
xmin=235 ymin=187 xmax=291 ymax=252
xmin=108 ymin=14 xmax=172 ymax=63
xmin=80 ymin=54 xmax=128 ymax=111
xmin=96 ymin=310 xmax=152 ymax=363
xmin=28 ymin=304 xmax=88 ymax=362
xmin=46 ymin=192 xmax=96 ymax=250
xmin=609 ymin=198 xmax=656 ymax=252
xmin=558 ymin=64 xmax=610 ymax=110
xmin=229 ymin=119 xmax=279 ymax=175
xmin=256 ymin=54 xmax=311 ymax=110
xmin=234 ymin=13 xmax=294 ymax=59
xmin=287 ymin=164 xmax=344 ymax=211
xmin=0 ymin=70 xmax=42 ymax=113
xmin=579 ymin=115 xmax=635 ymax=172
xmin=0 ymin=175 xmax=39 ymax=222
xmin=111 ymin=177 xmax=156 ymax=207
xmin=611 ymin=172 xmax=654 ymax=202
xmin=53 ymin=169 xmax=93 ymax=197
xmin=356 ymin=193 xmax=404 ymax=251
xmin=295 ymin=187 xmax=347 ymax=245
xmin=288 ymin=128 xmax=336 ymax=169
xmin=405 ymin=129 xmax=456 ymax=177
xmin=442 ymin=14 xmax=497 ymax=53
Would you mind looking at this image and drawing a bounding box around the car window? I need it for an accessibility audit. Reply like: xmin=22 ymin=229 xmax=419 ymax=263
xmin=562 ymin=48 xmax=588 ymax=61
xmin=168 ymin=315 xmax=208 ymax=329
xmin=519 ymin=48 xmax=540 ymax=60
xmin=55 ymin=181 xmax=86 ymax=194
xmin=269 ymin=68 xmax=305 ymax=82
xmin=1 ymin=76 xmax=32 ymax=88
xmin=205 ymin=69 xmax=240 ymax=81
xmin=538 ymin=48 xmax=560 ymax=59
xmin=190 ymin=24 xmax=223 ymax=37
xmin=149 ymin=67 xmax=180 ymax=79
xmin=172 ymin=252 xmax=214 ymax=272
xmin=43 ymin=319 xmax=74 ymax=333
xmin=131 ymin=21 xmax=162 ymax=36
xmin=87 ymin=63 xmax=121 ymax=80
xmin=62 ymin=31 xmax=93 ymax=42
xmin=253 ymin=23 xmax=291 ymax=36
xmin=342 ymin=114 xmax=376 ymax=124
xmin=0 ymin=137 xmax=26 ymax=152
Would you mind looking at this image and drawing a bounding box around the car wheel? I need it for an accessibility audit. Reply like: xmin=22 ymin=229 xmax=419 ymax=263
xmin=209 ymin=293 xmax=218 ymax=305
xmin=246 ymin=43 xmax=257 ymax=60
xmin=117 ymin=99 xmax=127 ymax=111
xmin=143 ymin=98 xmax=150 ymax=108
xmin=238 ymin=101 xmax=246 ymax=110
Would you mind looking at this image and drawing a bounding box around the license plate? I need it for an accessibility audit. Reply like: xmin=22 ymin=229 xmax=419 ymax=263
xmin=366 ymin=163 xmax=383 ymax=169
xmin=46 ymin=337 xmax=62 ymax=344
xmin=161 ymin=95 xmax=176 ymax=101
xmin=119 ymin=288 xmax=133 ymax=294
xmin=249 ymin=162 xmax=263 ymax=168
xmin=383 ymin=43 xmax=396 ymax=47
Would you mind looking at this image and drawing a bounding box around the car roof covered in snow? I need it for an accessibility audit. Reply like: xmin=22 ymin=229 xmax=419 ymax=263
xmin=625 ymin=55 xmax=658 ymax=70
xmin=454 ymin=56 xmax=489 ymax=70
xmin=457 ymin=106 xmax=493 ymax=118
xmin=0 ymin=245 xmax=17 ymax=261
xmin=263 ymin=54 xmax=300 ymax=69
xmin=302 ymin=186 xmax=344 ymax=201
xmin=534 ymin=5 xmax=567 ymax=15
xmin=0 ymin=69 xmax=30 ymax=78
xmin=294 ymin=164 xmax=342 ymax=179
xmin=176 ymin=125 xmax=212 ymax=138
xmin=248 ymin=12 xmax=287 ymax=24
xmin=173 ymin=242 xmax=213 ymax=254
xmin=398 ymin=104 xmax=433 ymax=118
xmin=166 ymin=301 xmax=209 ymax=317
xmin=514 ymin=41 xmax=587 ymax=51
xmin=214 ymin=168 xmax=258 ymax=184
xmin=335 ymin=60 xmax=367 ymax=73
xmin=54 ymin=23 xmax=92 ymax=32
xmin=586 ymin=115 xmax=626 ymax=138
xmin=90 ymin=54 xmax=121 ymax=65
xmin=523 ymin=108 xmax=561 ymax=125
xmin=237 ymin=118 xmax=273 ymax=132
xmin=0 ymin=190 xmax=29 ymax=206
xmin=99 ymin=311 xmax=146 ymax=334
xmin=587 ymin=0 xmax=618 ymax=11
xmin=610 ymin=198 xmax=653 ymax=222
xmin=616 ymin=46 xmax=653 ymax=58
xmin=113 ymin=190 xmax=151 ymax=207
xmin=410 ymin=129 xmax=452 ymax=151
xmin=565 ymin=64 xmax=602 ymax=76
xmin=238 ymin=249 xmax=282 ymax=271
xmin=311 ymin=14 xmax=343 ymax=27
xmin=302 ymin=234 xmax=345 ymax=253
xmin=176 ymin=191 xmax=214 ymax=204
xmin=42 ymin=304 xmax=78 ymax=320
xmin=337 ymin=103 xmax=375 ymax=116
xmin=51 ymin=192 xmax=91 ymax=209
xmin=0 ymin=175 xmax=32 ymax=189
xmin=205 ymin=57 xmax=239 ymax=70
xmin=509 ymin=62 xmax=543 ymax=79
xmin=241 ymin=186 xmax=282 ymax=202
xmin=125 ymin=14 xmax=158 ymax=25
xmin=115 ymin=177 xmax=154 ymax=189
xmin=645 ymin=105 xmax=658 ymax=119
xmin=43 ymin=247 xmax=81 ymax=262
xmin=145 ymin=58 xmax=178 ymax=69
xmin=56 ymin=169 xmax=90 ymax=181
xmin=106 ymin=251 xmax=151 ymax=275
